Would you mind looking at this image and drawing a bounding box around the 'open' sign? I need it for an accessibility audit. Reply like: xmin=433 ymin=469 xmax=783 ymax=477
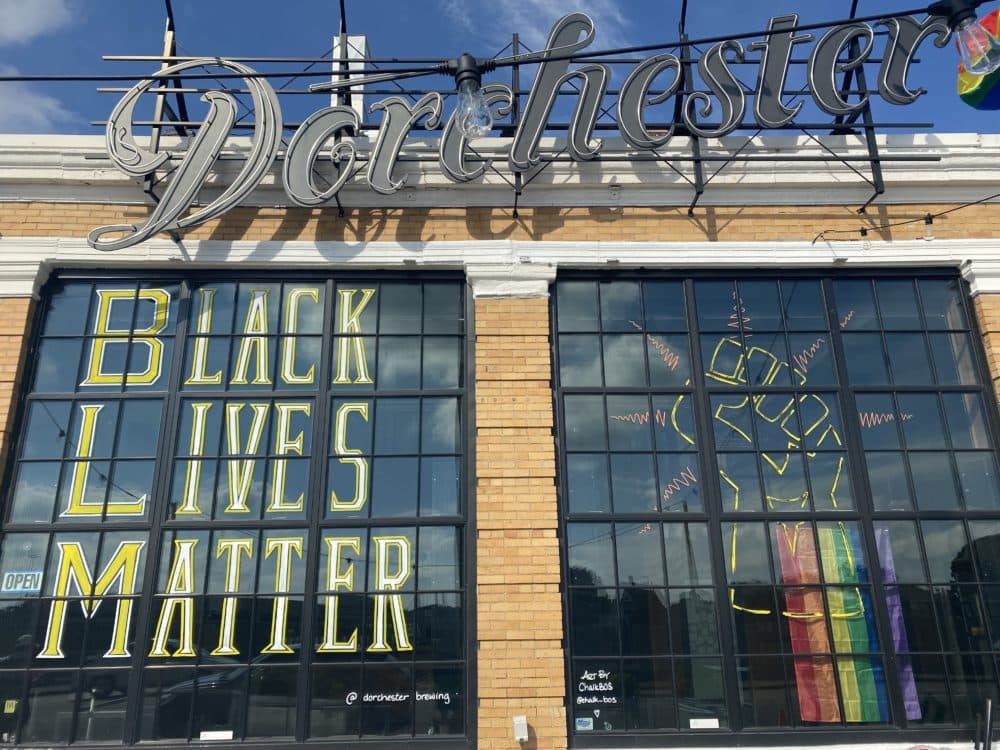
xmin=0 ymin=571 xmax=42 ymax=594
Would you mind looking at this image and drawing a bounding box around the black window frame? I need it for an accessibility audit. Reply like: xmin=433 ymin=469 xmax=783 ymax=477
xmin=553 ymin=269 xmax=1000 ymax=747
xmin=0 ymin=269 xmax=477 ymax=750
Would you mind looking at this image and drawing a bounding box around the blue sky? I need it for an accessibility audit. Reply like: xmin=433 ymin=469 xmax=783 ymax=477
xmin=0 ymin=0 xmax=996 ymax=135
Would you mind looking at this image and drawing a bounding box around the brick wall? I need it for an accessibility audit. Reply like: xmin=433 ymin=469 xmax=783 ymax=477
xmin=974 ymin=295 xmax=1000 ymax=407
xmin=6 ymin=201 xmax=1000 ymax=242
xmin=0 ymin=297 xmax=34 ymax=474
xmin=4 ymin=198 xmax=1000 ymax=749
xmin=474 ymin=298 xmax=566 ymax=750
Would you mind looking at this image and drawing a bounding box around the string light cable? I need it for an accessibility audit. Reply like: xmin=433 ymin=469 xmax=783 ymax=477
xmin=811 ymin=190 xmax=1000 ymax=244
xmin=0 ymin=2 xmax=974 ymax=87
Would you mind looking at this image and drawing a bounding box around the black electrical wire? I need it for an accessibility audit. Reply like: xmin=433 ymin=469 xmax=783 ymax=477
xmin=0 ymin=3 xmax=947 ymax=86
xmin=812 ymin=191 xmax=1000 ymax=243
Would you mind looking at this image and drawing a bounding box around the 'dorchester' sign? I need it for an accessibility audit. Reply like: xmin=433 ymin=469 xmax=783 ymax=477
xmin=89 ymin=12 xmax=949 ymax=251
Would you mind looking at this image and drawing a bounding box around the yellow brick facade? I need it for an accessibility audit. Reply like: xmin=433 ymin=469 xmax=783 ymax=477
xmin=5 ymin=201 xmax=1000 ymax=243
xmin=0 ymin=298 xmax=35 ymax=474
xmin=475 ymin=298 xmax=565 ymax=750
xmin=1 ymin=200 xmax=1000 ymax=749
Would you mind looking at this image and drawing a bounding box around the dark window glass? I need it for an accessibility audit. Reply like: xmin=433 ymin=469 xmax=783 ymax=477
xmin=920 ymin=279 xmax=968 ymax=330
xmin=566 ymin=454 xmax=611 ymax=514
xmin=558 ymin=282 xmax=599 ymax=332
xmin=22 ymin=670 xmax=77 ymax=743
xmin=886 ymin=333 xmax=933 ymax=384
xmin=3 ymin=276 xmax=467 ymax=745
xmin=782 ymin=280 xmax=827 ymax=330
xmin=623 ymin=658 xmax=676 ymax=729
xmin=310 ymin=665 xmax=361 ymax=737
xmin=415 ymin=665 xmax=463 ymax=735
xmin=601 ymin=281 xmax=643 ymax=332
xmin=556 ymin=273 xmax=1000 ymax=739
xmin=603 ymin=335 xmax=647 ymax=387
xmin=559 ymin=335 xmax=602 ymax=387
xmin=843 ymin=333 xmax=890 ymax=384
xmin=643 ymin=282 xmax=686 ymax=330
xmin=833 ymin=279 xmax=879 ymax=330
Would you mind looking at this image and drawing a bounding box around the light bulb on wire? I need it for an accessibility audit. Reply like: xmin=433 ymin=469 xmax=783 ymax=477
xmin=456 ymin=77 xmax=493 ymax=137
xmin=452 ymin=53 xmax=494 ymax=138
xmin=930 ymin=0 xmax=1000 ymax=75
xmin=954 ymin=14 xmax=1000 ymax=74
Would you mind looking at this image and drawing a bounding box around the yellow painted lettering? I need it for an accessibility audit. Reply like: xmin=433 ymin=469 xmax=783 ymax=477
xmin=318 ymin=537 xmax=360 ymax=653
xmin=82 ymin=289 xmax=169 ymax=386
xmin=149 ymin=539 xmax=199 ymax=657
xmin=280 ymin=287 xmax=320 ymax=385
xmin=368 ymin=536 xmax=412 ymax=653
xmin=224 ymin=403 xmax=269 ymax=513
xmin=39 ymin=540 xmax=145 ymax=659
xmin=177 ymin=402 xmax=213 ymax=515
xmin=333 ymin=288 xmax=375 ymax=384
xmin=185 ymin=288 xmax=223 ymax=385
xmin=262 ymin=537 xmax=303 ymax=654
xmin=329 ymin=402 xmax=369 ymax=512
xmin=231 ymin=289 xmax=271 ymax=385
xmin=267 ymin=403 xmax=311 ymax=513
xmin=62 ymin=404 xmax=146 ymax=517
xmin=211 ymin=538 xmax=254 ymax=656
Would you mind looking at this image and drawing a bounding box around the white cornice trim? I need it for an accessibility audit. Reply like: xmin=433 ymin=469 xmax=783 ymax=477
xmin=466 ymin=263 xmax=557 ymax=298
xmin=0 ymin=236 xmax=997 ymax=298
xmin=962 ymin=259 xmax=1000 ymax=295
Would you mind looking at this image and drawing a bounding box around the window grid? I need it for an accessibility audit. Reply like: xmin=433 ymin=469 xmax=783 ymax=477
xmin=555 ymin=273 xmax=1000 ymax=743
xmin=0 ymin=273 xmax=470 ymax=748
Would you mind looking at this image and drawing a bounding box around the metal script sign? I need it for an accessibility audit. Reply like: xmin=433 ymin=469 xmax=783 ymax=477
xmin=90 ymin=12 xmax=949 ymax=251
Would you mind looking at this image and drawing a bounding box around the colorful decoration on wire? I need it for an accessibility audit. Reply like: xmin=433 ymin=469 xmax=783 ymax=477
xmin=958 ymin=7 xmax=1000 ymax=109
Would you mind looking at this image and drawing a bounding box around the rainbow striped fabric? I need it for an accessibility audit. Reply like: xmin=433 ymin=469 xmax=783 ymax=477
xmin=959 ymin=8 xmax=1000 ymax=110
xmin=775 ymin=523 xmax=889 ymax=723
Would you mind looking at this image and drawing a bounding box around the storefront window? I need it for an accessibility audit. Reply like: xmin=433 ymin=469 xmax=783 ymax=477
xmin=0 ymin=275 xmax=468 ymax=745
xmin=556 ymin=275 xmax=1000 ymax=739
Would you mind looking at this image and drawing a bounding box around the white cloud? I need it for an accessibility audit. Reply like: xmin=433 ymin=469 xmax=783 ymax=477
xmin=0 ymin=65 xmax=74 ymax=133
xmin=0 ymin=0 xmax=73 ymax=46
xmin=439 ymin=0 xmax=631 ymax=53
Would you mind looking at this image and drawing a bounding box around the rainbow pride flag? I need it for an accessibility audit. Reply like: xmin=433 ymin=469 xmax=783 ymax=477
xmin=817 ymin=524 xmax=889 ymax=723
xmin=959 ymin=8 xmax=1000 ymax=110
xmin=775 ymin=523 xmax=841 ymax=723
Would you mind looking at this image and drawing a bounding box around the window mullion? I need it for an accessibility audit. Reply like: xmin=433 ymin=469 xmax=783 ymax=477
xmin=122 ymin=278 xmax=191 ymax=744
xmin=294 ymin=276 xmax=336 ymax=741
xmin=685 ymin=277 xmax=745 ymax=732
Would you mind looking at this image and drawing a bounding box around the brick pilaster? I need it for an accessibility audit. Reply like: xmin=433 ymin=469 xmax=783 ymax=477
xmin=474 ymin=293 xmax=566 ymax=750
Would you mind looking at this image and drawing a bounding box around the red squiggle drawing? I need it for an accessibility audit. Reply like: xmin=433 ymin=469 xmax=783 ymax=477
xmin=610 ymin=410 xmax=669 ymax=428
xmin=629 ymin=320 xmax=681 ymax=371
xmin=730 ymin=290 xmax=753 ymax=337
xmin=858 ymin=411 xmax=914 ymax=428
xmin=662 ymin=466 xmax=698 ymax=500
xmin=840 ymin=310 xmax=855 ymax=329
xmin=792 ymin=337 xmax=826 ymax=373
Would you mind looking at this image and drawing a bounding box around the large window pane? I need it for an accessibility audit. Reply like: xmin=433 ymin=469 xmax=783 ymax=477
xmin=5 ymin=276 xmax=468 ymax=746
xmin=556 ymin=273 xmax=1000 ymax=739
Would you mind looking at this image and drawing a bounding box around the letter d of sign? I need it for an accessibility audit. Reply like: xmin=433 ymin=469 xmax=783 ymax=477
xmin=89 ymin=60 xmax=282 ymax=251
